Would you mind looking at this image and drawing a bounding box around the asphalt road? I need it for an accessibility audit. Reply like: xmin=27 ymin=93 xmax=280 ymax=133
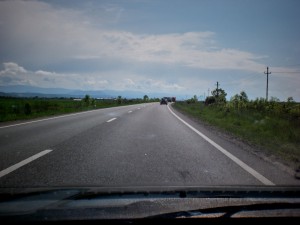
xmin=0 ymin=102 xmax=299 ymax=188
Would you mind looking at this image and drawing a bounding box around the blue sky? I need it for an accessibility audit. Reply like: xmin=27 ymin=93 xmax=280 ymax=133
xmin=0 ymin=0 xmax=299 ymax=100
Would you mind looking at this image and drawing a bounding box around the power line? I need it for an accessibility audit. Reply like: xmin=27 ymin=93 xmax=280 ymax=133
xmin=274 ymin=63 xmax=300 ymax=67
xmin=221 ymin=73 xmax=262 ymax=86
xmin=272 ymin=71 xmax=300 ymax=74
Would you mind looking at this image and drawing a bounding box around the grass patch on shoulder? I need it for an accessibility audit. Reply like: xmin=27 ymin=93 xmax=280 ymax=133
xmin=173 ymin=101 xmax=300 ymax=168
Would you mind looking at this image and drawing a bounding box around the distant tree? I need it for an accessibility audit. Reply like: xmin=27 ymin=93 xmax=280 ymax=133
xmin=83 ymin=94 xmax=91 ymax=106
xmin=287 ymin=96 xmax=295 ymax=103
xmin=91 ymin=98 xmax=96 ymax=108
xmin=239 ymin=91 xmax=249 ymax=102
xmin=24 ymin=103 xmax=31 ymax=115
xmin=193 ymin=95 xmax=198 ymax=102
xmin=11 ymin=105 xmax=20 ymax=114
xmin=270 ymin=96 xmax=280 ymax=102
xmin=186 ymin=95 xmax=198 ymax=104
xmin=205 ymin=96 xmax=216 ymax=105
xmin=143 ymin=95 xmax=149 ymax=102
xmin=230 ymin=91 xmax=248 ymax=102
xmin=230 ymin=94 xmax=239 ymax=104
xmin=230 ymin=91 xmax=249 ymax=110
xmin=117 ymin=96 xmax=122 ymax=104
xmin=211 ymin=88 xmax=227 ymax=103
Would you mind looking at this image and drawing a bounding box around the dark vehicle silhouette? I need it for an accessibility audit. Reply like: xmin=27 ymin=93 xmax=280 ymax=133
xmin=160 ymin=98 xmax=168 ymax=105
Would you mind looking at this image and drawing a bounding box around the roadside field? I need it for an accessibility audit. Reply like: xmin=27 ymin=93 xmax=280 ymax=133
xmin=0 ymin=97 xmax=153 ymax=122
xmin=173 ymin=101 xmax=300 ymax=170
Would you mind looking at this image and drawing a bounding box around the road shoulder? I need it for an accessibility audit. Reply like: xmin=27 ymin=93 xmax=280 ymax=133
xmin=170 ymin=103 xmax=299 ymax=180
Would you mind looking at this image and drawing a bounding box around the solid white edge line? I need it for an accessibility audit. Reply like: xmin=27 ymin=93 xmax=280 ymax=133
xmin=167 ymin=104 xmax=275 ymax=186
xmin=0 ymin=150 xmax=52 ymax=178
xmin=106 ymin=118 xmax=117 ymax=123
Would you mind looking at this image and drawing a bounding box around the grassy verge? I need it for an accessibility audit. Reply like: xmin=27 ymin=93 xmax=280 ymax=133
xmin=0 ymin=97 xmax=152 ymax=122
xmin=173 ymin=101 xmax=300 ymax=168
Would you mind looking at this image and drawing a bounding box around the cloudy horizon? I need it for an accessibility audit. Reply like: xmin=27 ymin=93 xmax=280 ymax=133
xmin=0 ymin=0 xmax=299 ymax=101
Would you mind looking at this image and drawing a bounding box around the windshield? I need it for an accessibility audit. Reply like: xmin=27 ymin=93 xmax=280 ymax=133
xmin=0 ymin=0 xmax=300 ymax=222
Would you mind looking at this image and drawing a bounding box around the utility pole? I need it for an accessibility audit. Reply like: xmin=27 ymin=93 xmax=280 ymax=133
xmin=264 ymin=67 xmax=271 ymax=101
xmin=207 ymin=88 xmax=210 ymax=97
xmin=216 ymin=81 xmax=219 ymax=97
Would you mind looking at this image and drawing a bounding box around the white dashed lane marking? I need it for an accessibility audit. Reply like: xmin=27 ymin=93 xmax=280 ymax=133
xmin=106 ymin=118 xmax=117 ymax=123
xmin=0 ymin=150 xmax=53 ymax=178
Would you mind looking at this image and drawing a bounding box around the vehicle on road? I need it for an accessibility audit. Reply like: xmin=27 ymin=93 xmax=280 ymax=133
xmin=160 ymin=98 xmax=168 ymax=105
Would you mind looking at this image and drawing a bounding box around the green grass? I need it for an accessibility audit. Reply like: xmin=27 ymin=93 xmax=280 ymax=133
xmin=173 ymin=101 xmax=300 ymax=168
xmin=0 ymin=97 xmax=149 ymax=122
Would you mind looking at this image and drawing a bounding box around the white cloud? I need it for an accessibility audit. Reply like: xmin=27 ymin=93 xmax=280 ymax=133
xmin=0 ymin=62 xmax=299 ymax=100
xmin=0 ymin=62 xmax=186 ymax=93
xmin=142 ymin=79 xmax=185 ymax=91
xmin=0 ymin=1 xmax=299 ymax=100
xmin=0 ymin=0 xmax=267 ymax=72
xmin=0 ymin=62 xmax=102 ymax=89
xmin=0 ymin=62 xmax=34 ymax=86
xmin=0 ymin=62 xmax=27 ymax=75
xmin=35 ymin=70 xmax=56 ymax=76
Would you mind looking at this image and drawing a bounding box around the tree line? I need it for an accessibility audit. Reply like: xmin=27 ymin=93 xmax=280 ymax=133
xmin=186 ymin=87 xmax=299 ymax=120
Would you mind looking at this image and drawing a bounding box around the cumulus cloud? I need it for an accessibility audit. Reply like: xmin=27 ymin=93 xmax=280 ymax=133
xmin=0 ymin=1 xmax=299 ymax=100
xmin=142 ymin=79 xmax=185 ymax=91
xmin=0 ymin=62 xmax=186 ymax=93
xmin=1 ymin=62 xmax=299 ymax=100
xmin=0 ymin=62 xmax=34 ymax=86
xmin=0 ymin=62 xmax=27 ymax=75
xmin=0 ymin=0 xmax=266 ymax=72
xmin=0 ymin=62 xmax=104 ymax=89
xmin=35 ymin=70 xmax=56 ymax=76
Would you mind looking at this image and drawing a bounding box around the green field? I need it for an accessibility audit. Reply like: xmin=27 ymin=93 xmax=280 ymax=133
xmin=0 ymin=96 xmax=156 ymax=122
xmin=173 ymin=100 xmax=300 ymax=169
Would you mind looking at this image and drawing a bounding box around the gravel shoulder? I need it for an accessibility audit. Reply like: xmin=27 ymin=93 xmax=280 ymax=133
xmin=171 ymin=104 xmax=300 ymax=180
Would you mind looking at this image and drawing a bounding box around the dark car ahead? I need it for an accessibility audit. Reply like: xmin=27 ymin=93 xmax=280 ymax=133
xmin=160 ymin=98 xmax=168 ymax=105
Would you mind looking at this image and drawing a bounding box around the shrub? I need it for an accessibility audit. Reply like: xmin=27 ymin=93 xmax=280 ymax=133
xmin=24 ymin=103 xmax=31 ymax=115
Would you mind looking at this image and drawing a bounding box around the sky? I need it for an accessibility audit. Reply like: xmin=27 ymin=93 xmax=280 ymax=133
xmin=0 ymin=0 xmax=300 ymax=101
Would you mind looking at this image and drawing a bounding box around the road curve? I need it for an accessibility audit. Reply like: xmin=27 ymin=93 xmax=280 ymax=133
xmin=0 ymin=102 xmax=299 ymax=188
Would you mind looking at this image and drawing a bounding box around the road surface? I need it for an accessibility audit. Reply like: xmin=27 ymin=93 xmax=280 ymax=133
xmin=0 ymin=102 xmax=299 ymax=188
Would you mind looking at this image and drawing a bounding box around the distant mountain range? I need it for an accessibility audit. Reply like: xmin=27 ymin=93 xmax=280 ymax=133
xmin=0 ymin=85 xmax=178 ymax=99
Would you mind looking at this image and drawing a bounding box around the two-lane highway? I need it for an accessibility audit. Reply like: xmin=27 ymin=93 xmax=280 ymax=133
xmin=0 ymin=102 xmax=299 ymax=188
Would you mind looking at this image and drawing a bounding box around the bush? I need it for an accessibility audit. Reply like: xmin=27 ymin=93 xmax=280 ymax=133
xmin=24 ymin=103 xmax=31 ymax=115
xmin=205 ymin=96 xmax=216 ymax=105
